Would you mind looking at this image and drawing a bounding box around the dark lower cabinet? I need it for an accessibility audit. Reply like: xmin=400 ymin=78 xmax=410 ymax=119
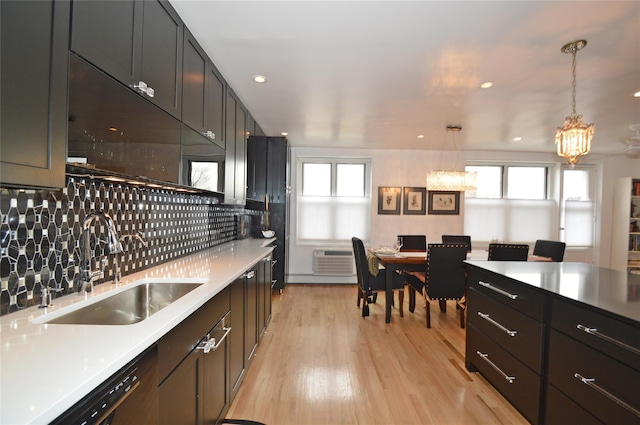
xmin=158 ymin=287 xmax=231 ymax=425
xmin=1 ymin=0 xmax=69 ymax=188
xmin=257 ymin=254 xmax=273 ymax=340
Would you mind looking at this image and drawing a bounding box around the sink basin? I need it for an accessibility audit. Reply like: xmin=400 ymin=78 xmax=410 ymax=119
xmin=42 ymin=281 xmax=202 ymax=325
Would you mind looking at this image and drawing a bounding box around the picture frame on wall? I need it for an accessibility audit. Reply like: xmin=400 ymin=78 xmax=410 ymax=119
xmin=403 ymin=187 xmax=426 ymax=215
xmin=428 ymin=190 xmax=460 ymax=215
xmin=378 ymin=186 xmax=401 ymax=215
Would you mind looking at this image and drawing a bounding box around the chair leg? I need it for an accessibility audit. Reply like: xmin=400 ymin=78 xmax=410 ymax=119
xmin=458 ymin=299 xmax=466 ymax=328
xmin=357 ymin=287 xmax=361 ymax=307
xmin=426 ymin=300 xmax=431 ymax=328
xmin=398 ymin=289 xmax=404 ymax=317
xmin=439 ymin=299 xmax=447 ymax=312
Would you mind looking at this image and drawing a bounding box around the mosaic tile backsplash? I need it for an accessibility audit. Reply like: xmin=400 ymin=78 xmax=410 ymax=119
xmin=0 ymin=174 xmax=259 ymax=315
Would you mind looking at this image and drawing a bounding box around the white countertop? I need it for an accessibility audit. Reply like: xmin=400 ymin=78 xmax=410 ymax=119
xmin=0 ymin=238 xmax=275 ymax=425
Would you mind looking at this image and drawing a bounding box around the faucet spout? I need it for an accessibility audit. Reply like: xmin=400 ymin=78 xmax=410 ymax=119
xmin=79 ymin=211 xmax=122 ymax=293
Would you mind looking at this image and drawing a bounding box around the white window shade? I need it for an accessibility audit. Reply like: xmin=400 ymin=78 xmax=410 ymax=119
xmin=297 ymin=196 xmax=370 ymax=243
xmin=464 ymin=198 xmax=556 ymax=243
xmin=562 ymin=200 xmax=594 ymax=246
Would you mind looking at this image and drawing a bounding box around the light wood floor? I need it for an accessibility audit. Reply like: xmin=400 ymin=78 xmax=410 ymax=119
xmin=226 ymin=284 xmax=529 ymax=425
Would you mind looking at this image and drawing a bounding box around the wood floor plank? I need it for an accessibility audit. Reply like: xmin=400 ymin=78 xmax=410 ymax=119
xmin=226 ymin=284 xmax=529 ymax=425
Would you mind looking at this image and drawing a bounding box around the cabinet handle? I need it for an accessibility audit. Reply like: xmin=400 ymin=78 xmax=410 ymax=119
xmin=203 ymin=131 xmax=216 ymax=140
xmin=478 ymin=281 xmax=518 ymax=300
xmin=133 ymin=81 xmax=154 ymax=98
xmin=262 ymin=256 xmax=271 ymax=262
xmin=243 ymin=271 xmax=255 ymax=279
xmin=574 ymin=373 xmax=640 ymax=418
xmin=476 ymin=351 xmax=515 ymax=384
xmin=576 ymin=324 xmax=640 ymax=356
xmin=271 ymin=259 xmax=277 ymax=267
xmin=477 ymin=312 xmax=517 ymax=337
xmin=197 ymin=326 xmax=232 ymax=354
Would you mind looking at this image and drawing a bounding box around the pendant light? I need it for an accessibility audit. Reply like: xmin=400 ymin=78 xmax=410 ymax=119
xmin=555 ymin=40 xmax=594 ymax=168
xmin=426 ymin=125 xmax=478 ymax=191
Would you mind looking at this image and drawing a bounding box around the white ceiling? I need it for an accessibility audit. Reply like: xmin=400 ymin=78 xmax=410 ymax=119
xmin=169 ymin=0 xmax=640 ymax=157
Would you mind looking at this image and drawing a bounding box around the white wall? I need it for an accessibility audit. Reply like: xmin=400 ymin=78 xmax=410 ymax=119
xmin=286 ymin=146 xmax=639 ymax=283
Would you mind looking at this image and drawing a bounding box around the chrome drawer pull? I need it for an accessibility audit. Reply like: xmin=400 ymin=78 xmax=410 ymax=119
xmin=478 ymin=312 xmax=517 ymax=337
xmin=574 ymin=373 xmax=640 ymax=418
xmin=576 ymin=324 xmax=640 ymax=356
xmin=476 ymin=351 xmax=515 ymax=384
xmin=478 ymin=281 xmax=518 ymax=300
xmin=197 ymin=326 xmax=232 ymax=354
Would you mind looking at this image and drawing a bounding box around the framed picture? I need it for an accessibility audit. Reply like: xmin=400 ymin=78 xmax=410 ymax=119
xmin=378 ymin=186 xmax=401 ymax=215
xmin=403 ymin=187 xmax=426 ymax=215
xmin=428 ymin=190 xmax=460 ymax=215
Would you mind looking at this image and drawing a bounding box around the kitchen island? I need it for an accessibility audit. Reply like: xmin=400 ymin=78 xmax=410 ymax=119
xmin=465 ymin=261 xmax=640 ymax=424
xmin=0 ymin=238 xmax=274 ymax=425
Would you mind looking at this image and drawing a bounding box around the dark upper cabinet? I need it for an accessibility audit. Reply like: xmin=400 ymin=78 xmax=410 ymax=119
xmin=0 ymin=0 xmax=69 ymax=188
xmin=182 ymin=28 xmax=225 ymax=149
xmin=70 ymin=0 xmax=183 ymax=119
xmin=224 ymin=89 xmax=247 ymax=205
xmin=247 ymin=136 xmax=288 ymax=203
xmin=246 ymin=137 xmax=268 ymax=202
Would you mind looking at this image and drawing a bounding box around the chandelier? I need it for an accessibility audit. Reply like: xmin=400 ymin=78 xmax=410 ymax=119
xmin=555 ymin=40 xmax=594 ymax=168
xmin=426 ymin=125 xmax=478 ymax=191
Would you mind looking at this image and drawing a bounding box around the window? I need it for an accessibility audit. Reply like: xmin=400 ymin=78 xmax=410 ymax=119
xmin=464 ymin=164 xmax=554 ymax=244
xmin=297 ymin=158 xmax=370 ymax=243
xmin=466 ymin=165 xmax=547 ymax=200
xmin=561 ymin=168 xmax=595 ymax=247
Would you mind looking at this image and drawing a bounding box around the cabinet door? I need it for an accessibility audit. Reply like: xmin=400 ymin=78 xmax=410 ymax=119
xmin=245 ymin=268 xmax=258 ymax=365
xmin=229 ymin=276 xmax=245 ymax=399
xmin=235 ymin=102 xmax=248 ymax=204
xmin=246 ymin=136 xmax=268 ymax=202
xmin=257 ymin=258 xmax=267 ymax=339
xmin=140 ymin=0 xmax=183 ymax=118
xmin=206 ymin=63 xmax=226 ymax=149
xmin=267 ymin=137 xmax=288 ymax=203
xmin=1 ymin=0 xmax=69 ymax=188
xmin=71 ymin=0 xmax=142 ymax=86
xmin=182 ymin=28 xmax=208 ymax=134
xmin=203 ymin=316 xmax=230 ymax=424
xmin=159 ymin=347 xmax=203 ymax=425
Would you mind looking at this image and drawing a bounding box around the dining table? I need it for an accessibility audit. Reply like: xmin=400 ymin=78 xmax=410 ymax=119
xmin=371 ymin=250 xmax=427 ymax=323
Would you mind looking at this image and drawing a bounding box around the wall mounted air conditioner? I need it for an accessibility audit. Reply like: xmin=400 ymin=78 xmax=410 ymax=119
xmin=312 ymin=249 xmax=355 ymax=276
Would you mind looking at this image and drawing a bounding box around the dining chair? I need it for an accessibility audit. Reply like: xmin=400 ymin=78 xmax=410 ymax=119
xmin=398 ymin=234 xmax=426 ymax=252
xmin=533 ymin=239 xmax=566 ymax=262
xmin=403 ymin=243 xmax=469 ymax=328
xmin=488 ymin=243 xmax=530 ymax=261
xmin=351 ymin=237 xmax=405 ymax=318
xmin=442 ymin=235 xmax=472 ymax=253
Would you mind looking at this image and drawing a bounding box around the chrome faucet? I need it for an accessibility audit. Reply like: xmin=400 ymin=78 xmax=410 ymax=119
xmin=79 ymin=211 xmax=123 ymax=294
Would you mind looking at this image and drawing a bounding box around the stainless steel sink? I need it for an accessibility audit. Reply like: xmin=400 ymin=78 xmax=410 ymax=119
xmin=43 ymin=282 xmax=202 ymax=325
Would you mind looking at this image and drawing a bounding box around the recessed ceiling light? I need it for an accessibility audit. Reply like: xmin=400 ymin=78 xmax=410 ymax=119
xmin=417 ymin=134 xmax=425 ymax=139
xmin=513 ymin=137 xmax=522 ymax=142
xmin=281 ymin=132 xmax=288 ymax=136
xmin=634 ymin=91 xmax=640 ymax=97
xmin=480 ymin=81 xmax=494 ymax=89
xmin=253 ymin=75 xmax=267 ymax=83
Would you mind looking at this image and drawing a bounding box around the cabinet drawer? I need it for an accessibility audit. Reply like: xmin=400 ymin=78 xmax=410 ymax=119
xmin=551 ymin=298 xmax=640 ymax=372
xmin=468 ymin=287 xmax=545 ymax=373
xmin=545 ymin=384 xmax=603 ymax=425
xmin=548 ymin=329 xmax=640 ymax=424
xmin=468 ymin=268 xmax=545 ymax=321
xmin=466 ymin=324 xmax=542 ymax=425
xmin=158 ymin=287 xmax=230 ymax=381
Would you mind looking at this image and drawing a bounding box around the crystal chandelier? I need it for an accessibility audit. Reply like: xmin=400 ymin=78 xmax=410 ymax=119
xmin=555 ymin=40 xmax=594 ymax=168
xmin=426 ymin=125 xmax=478 ymax=191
